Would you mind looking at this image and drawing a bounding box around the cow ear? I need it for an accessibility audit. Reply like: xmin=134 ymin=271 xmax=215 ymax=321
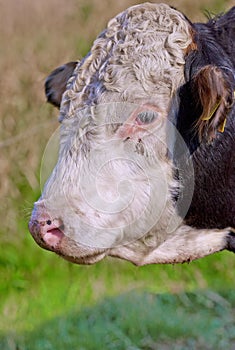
xmin=193 ymin=65 xmax=234 ymax=141
xmin=45 ymin=61 xmax=78 ymax=108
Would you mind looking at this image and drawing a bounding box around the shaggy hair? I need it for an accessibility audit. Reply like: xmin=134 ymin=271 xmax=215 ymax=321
xmin=60 ymin=3 xmax=193 ymax=120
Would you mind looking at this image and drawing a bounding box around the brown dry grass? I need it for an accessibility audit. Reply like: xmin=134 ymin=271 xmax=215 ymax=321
xmin=0 ymin=0 xmax=233 ymax=240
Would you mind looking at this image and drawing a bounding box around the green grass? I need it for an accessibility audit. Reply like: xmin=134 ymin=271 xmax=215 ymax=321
xmin=1 ymin=224 xmax=235 ymax=349
xmin=1 ymin=287 xmax=235 ymax=349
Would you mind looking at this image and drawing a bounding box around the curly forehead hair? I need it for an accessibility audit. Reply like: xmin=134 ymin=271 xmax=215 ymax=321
xmin=61 ymin=3 xmax=193 ymax=120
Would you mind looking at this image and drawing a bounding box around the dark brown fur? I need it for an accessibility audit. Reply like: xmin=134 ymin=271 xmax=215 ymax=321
xmin=185 ymin=111 xmax=235 ymax=229
xmin=179 ymin=8 xmax=235 ymax=236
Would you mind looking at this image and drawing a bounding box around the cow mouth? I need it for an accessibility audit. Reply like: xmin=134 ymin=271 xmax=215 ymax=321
xmin=42 ymin=227 xmax=64 ymax=248
xmin=44 ymin=226 xmax=107 ymax=265
xmin=29 ymin=217 xmax=107 ymax=264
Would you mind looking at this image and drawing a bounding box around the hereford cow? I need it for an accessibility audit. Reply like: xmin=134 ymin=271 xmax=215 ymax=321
xmin=29 ymin=3 xmax=235 ymax=265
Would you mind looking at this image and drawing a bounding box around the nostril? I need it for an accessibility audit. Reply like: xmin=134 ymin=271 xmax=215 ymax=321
xmin=46 ymin=220 xmax=52 ymax=225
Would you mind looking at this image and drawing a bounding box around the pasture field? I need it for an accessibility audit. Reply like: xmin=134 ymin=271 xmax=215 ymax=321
xmin=0 ymin=1 xmax=235 ymax=349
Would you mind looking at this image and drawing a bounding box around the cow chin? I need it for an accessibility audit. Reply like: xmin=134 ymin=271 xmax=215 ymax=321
xmin=56 ymin=238 xmax=108 ymax=265
xmin=35 ymin=231 xmax=107 ymax=265
xmin=28 ymin=211 xmax=108 ymax=264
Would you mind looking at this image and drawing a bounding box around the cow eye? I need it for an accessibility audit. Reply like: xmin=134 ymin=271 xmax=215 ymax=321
xmin=136 ymin=110 xmax=158 ymax=124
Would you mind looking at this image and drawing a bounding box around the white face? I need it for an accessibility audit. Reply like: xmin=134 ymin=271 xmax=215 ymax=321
xmin=29 ymin=3 xmax=194 ymax=264
xmin=30 ymin=101 xmax=193 ymax=264
xmin=41 ymin=101 xmax=170 ymax=242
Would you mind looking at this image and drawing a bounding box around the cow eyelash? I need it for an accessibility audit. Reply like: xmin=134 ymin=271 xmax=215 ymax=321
xmin=136 ymin=110 xmax=159 ymax=124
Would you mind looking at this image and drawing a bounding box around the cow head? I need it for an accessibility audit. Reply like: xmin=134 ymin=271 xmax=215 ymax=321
xmin=29 ymin=3 xmax=235 ymax=265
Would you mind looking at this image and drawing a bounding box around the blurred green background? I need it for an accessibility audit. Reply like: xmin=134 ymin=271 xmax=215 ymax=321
xmin=0 ymin=0 xmax=235 ymax=349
